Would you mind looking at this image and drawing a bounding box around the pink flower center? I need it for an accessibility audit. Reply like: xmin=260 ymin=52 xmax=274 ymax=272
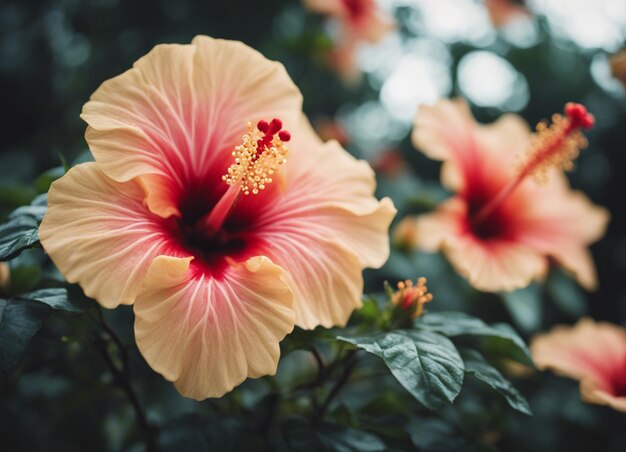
xmin=161 ymin=119 xmax=291 ymax=278
xmin=467 ymin=102 xmax=594 ymax=240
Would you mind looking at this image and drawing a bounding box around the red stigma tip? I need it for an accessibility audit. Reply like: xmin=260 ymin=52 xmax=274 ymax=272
xmin=565 ymin=102 xmax=595 ymax=130
xmin=269 ymin=118 xmax=283 ymax=135
xmin=278 ymin=130 xmax=291 ymax=142
xmin=257 ymin=120 xmax=269 ymax=133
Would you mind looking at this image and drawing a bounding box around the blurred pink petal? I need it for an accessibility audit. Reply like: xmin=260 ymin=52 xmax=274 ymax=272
xmin=532 ymin=319 xmax=626 ymax=412
xmin=410 ymin=99 xmax=608 ymax=292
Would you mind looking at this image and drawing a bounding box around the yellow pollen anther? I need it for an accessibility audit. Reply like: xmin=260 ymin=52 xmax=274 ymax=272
xmin=222 ymin=121 xmax=289 ymax=195
xmin=519 ymin=113 xmax=589 ymax=185
xmin=392 ymin=277 xmax=433 ymax=319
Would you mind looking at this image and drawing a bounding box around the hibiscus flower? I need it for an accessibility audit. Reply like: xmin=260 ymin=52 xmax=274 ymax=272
xmin=485 ymin=0 xmax=530 ymax=28
xmin=531 ymin=318 xmax=626 ymax=412
xmin=409 ymin=99 xmax=609 ymax=292
xmin=39 ymin=36 xmax=395 ymax=399
xmin=304 ymin=0 xmax=395 ymax=82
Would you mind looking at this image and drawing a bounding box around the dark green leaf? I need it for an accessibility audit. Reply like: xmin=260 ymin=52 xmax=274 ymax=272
xmin=34 ymin=166 xmax=65 ymax=194
xmin=7 ymin=265 xmax=41 ymax=294
xmin=17 ymin=288 xmax=92 ymax=313
xmin=461 ymin=349 xmax=532 ymax=415
xmin=0 ymin=287 xmax=92 ymax=372
xmin=0 ymin=194 xmax=47 ymax=261
xmin=546 ymin=268 xmax=587 ymax=317
xmin=338 ymin=330 xmax=464 ymax=409
xmin=0 ymin=297 xmax=51 ymax=372
xmin=158 ymin=413 xmax=249 ymax=452
xmin=0 ymin=184 xmax=36 ymax=214
xmin=282 ymin=418 xmax=386 ymax=452
xmin=281 ymin=326 xmax=336 ymax=353
xmin=406 ymin=417 xmax=478 ymax=452
xmin=416 ymin=312 xmax=533 ymax=366
xmin=353 ymin=296 xmax=383 ymax=324
xmin=501 ymin=284 xmax=542 ymax=333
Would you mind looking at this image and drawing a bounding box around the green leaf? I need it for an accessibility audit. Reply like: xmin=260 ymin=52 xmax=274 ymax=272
xmin=0 ymin=194 xmax=47 ymax=261
xmin=338 ymin=330 xmax=464 ymax=409
xmin=159 ymin=413 xmax=249 ymax=451
xmin=34 ymin=166 xmax=65 ymax=194
xmin=282 ymin=418 xmax=386 ymax=452
xmin=0 ymin=297 xmax=51 ymax=372
xmin=7 ymin=265 xmax=41 ymax=294
xmin=353 ymin=296 xmax=382 ymax=325
xmin=461 ymin=349 xmax=532 ymax=415
xmin=281 ymin=326 xmax=336 ymax=353
xmin=0 ymin=184 xmax=36 ymax=214
xmin=500 ymin=284 xmax=542 ymax=333
xmin=17 ymin=288 xmax=92 ymax=313
xmin=0 ymin=288 xmax=92 ymax=372
xmin=546 ymin=268 xmax=587 ymax=317
xmin=406 ymin=417 xmax=478 ymax=452
xmin=415 ymin=312 xmax=533 ymax=366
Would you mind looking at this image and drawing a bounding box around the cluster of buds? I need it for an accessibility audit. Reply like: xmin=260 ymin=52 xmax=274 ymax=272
xmin=390 ymin=277 xmax=433 ymax=319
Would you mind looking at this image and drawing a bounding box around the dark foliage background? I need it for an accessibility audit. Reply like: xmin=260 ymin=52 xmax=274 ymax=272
xmin=1 ymin=0 xmax=626 ymax=451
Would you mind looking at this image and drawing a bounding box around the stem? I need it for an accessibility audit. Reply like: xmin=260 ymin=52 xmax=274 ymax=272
xmin=96 ymin=307 xmax=129 ymax=377
xmin=315 ymin=350 xmax=358 ymax=421
xmin=310 ymin=346 xmax=325 ymax=384
xmin=94 ymin=312 xmax=157 ymax=451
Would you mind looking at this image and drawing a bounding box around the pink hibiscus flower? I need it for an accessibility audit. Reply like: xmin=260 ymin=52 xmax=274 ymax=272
xmin=39 ymin=36 xmax=395 ymax=399
xmin=304 ymin=0 xmax=395 ymax=81
xmin=531 ymin=318 xmax=626 ymax=412
xmin=485 ymin=0 xmax=530 ymax=28
xmin=409 ymin=99 xmax=609 ymax=292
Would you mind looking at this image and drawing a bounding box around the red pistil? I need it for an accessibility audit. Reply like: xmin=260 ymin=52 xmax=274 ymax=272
xmin=197 ymin=118 xmax=291 ymax=238
xmin=472 ymin=103 xmax=594 ymax=228
xmin=565 ymin=102 xmax=595 ymax=130
xmin=254 ymin=118 xmax=290 ymax=163
xmin=278 ymin=130 xmax=291 ymax=142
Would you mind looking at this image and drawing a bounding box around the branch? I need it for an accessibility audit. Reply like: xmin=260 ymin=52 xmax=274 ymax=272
xmin=315 ymin=349 xmax=359 ymax=421
xmin=93 ymin=313 xmax=157 ymax=451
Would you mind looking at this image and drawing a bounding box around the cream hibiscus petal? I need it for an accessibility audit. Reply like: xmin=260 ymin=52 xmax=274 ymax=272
xmin=39 ymin=163 xmax=174 ymax=308
xmin=81 ymin=36 xmax=302 ymax=215
xmin=517 ymin=189 xmax=610 ymax=290
xmin=134 ymin=255 xmax=294 ymax=400
xmin=445 ymin=236 xmax=548 ymax=293
xmin=258 ymin=136 xmax=396 ymax=269
xmin=255 ymin=234 xmax=363 ymax=330
xmin=414 ymin=198 xmax=464 ymax=252
xmin=531 ymin=319 xmax=626 ymax=412
xmin=284 ymin=136 xmax=382 ymax=214
xmin=412 ymin=99 xmax=477 ymax=164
